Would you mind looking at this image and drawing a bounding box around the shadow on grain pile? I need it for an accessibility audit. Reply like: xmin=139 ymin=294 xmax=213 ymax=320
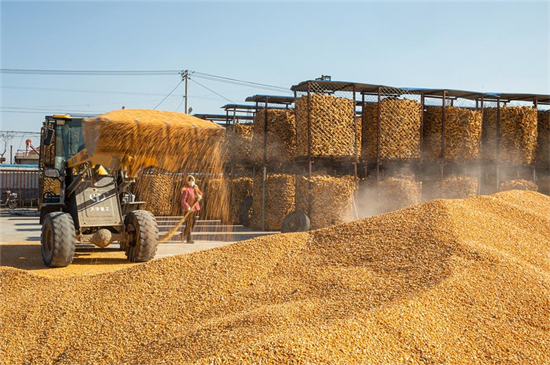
xmin=1 ymin=191 xmax=549 ymax=364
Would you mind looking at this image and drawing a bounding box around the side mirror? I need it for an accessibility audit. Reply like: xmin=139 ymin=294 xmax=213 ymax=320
xmin=44 ymin=168 xmax=60 ymax=178
xmin=43 ymin=128 xmax=54 ymax=145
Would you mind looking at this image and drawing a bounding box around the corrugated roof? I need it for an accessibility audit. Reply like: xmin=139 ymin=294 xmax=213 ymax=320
xmin=221 ymin=103 xmax=293 ymax=111
xmin=194 ymin=113 xmax=253 ymax=122
xmin=245 ymin=95 xmax=295 ymax=104
xmin=290 ymin=80 xmax=550 ymax=104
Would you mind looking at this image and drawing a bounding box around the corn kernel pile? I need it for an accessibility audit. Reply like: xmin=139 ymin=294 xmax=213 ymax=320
xmin=1 ymin=191 xmax=549 ymax=364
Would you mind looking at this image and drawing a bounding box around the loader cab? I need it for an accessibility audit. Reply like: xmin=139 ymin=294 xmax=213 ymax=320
xmin=41 ymin=115 xmax=86 ymax=173
xmin=39 ymin=115 xmax=88 ymax=216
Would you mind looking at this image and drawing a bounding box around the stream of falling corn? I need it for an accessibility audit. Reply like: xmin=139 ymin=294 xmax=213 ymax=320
xmin=82 ymin=109 xmax=229 ymax=241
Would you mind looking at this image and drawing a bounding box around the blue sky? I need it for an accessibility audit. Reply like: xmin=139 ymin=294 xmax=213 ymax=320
xmin=1 ymin=1 xmax=549 ymax=148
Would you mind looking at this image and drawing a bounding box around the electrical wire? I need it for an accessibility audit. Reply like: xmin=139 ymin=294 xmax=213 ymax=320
xmin=175 ymin=95 xmax=186 ymax=112
xmin=189 ymin=78 xmax=235 ymax=104
xmin=1 ymin=69 xmax=295 ymax=114
xmin=0 ymin=130 xmax=40 ymax=135
xmin=1 ymin=85 xmax=223 ymax=101
xmin=1 ymin=69 xmax=292 ymax=93
xmin=2 ymin=85 xmax=185 ymax=97
xmin=153 ymin=79 xmax=184 ymax=110
xmin=0 ymin=69 xmax=180 ymax=75
xmin=194 ymin=74 xmax=292 ymax=94
xmin=193 ymin=74 xmax=289 ymax=92
xmin=17 ymin=133 xmax=29 ymax=155
xmin=1 ymin=110 xmax=103 ymax=115
xmin=193 ymin=72 xmax=290 ymax=93
xmin=0 ymin=106 xmax=108 ymax=113
xmin=0 ymin=98 xmax=161 ymax=110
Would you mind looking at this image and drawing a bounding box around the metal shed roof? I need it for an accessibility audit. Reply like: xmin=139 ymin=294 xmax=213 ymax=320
xmin=291 ymin=80 xmax=550 ymax=104
xmin=221 ymin=103 xmax=257 ymax=111
xmin=221 ymin=103 xmax=293 ymax=111
xmin=291 ymin=80 xmax=358 ymax=93
xmin=245 ymin=95 xmax=295 ymax=104
xmin=193 ymin=113 xmax=253 ymax=122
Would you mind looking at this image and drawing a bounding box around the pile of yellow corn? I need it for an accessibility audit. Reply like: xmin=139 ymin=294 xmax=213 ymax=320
xmin=1 ymin=191 xmax=548 ymax=364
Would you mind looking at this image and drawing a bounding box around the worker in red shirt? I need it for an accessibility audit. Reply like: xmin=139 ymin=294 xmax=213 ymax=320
xmin=180 ymin=175 xmax=202 ymax=243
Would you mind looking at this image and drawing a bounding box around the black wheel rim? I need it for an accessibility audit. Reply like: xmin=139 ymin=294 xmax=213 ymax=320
xmin=45 ymin=226 xmax=53 ymax=253
xmin=127 ymin=215 xmax=140 ymax=261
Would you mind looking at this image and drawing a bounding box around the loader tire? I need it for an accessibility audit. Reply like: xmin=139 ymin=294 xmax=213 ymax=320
xmin=239 ymin=196 xmax=253 ymax=227
xmin=41 ymin=212 xmax=76 ymax=267
xmin=124 ymin=210 xmax=159 ymax=262
xmin=281 ymin=211 xmax=310 ymax=233
xmin=40 ymin=206 xmax=61 ymax=224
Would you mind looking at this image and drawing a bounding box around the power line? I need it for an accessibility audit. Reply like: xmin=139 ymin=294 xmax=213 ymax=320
xmin=193 ymin=72 xmax=290 ymax=93
xmin=193 ymin=74 xmax=290 ymax=92
xmin=1 ymin=110 xmax=102 ymax=115
xmin=2 ymin=85 xmax=183 ymax=96
xmin=190 ymin=78 xmax=235 ymax=104
xmin=0 ymin=69 xmax=180 ymax=75
xmin=0 ymin=98 xmax=160 ymax=110
xmin=1 ymin=106 xmax=107 ymax=113
xmin=2 ymin=69 xmax=295 ymax=115
xmin=1 ymin=68 xmax=292 ymax=93
xmin=194 ymin=74 xmax=291 ymax=94
xmin=1 ymin=107 xmax=105 ymax=114
xmin=1 ymin=85 xmax=222 ymax=101
xmin=0 ymin=131 xmax=41 ymax=135
xmin=153 ymin=79 xmax=184 ymax=110
xmin=175 ymin=95 xmax=186 ymax=112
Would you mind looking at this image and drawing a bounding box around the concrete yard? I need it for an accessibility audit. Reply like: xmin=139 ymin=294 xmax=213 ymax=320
xmin=0 ymin=209 xmax=278 ymax=277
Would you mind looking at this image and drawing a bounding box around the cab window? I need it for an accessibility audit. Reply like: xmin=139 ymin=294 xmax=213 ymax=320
xmin=54 ymin=119 xmax=85 ymax=170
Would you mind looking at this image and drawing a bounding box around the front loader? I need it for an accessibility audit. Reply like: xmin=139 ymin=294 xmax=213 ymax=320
xmin=38 ymin=114 xmax=158 ymax=267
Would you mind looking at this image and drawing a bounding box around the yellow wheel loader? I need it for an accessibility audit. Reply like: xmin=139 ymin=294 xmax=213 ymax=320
xmin=38 ymin=110 xmax=223 ymax=268
xmin=39 ymin=114 xmax=159 ymax=267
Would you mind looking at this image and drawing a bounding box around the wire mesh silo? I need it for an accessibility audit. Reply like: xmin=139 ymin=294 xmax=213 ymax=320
xmin=481 ymin=96 xmax=539 ymax=193
xmin=360 ymin=86 xmax=423 ymax=180
xmin=535 ymin=101 xmax=550 ymax=195
xmin=355 ymin=86 xmax=424 ymax=214
xmin=245 ymin=96 xmax=296 ymax=231
xmin=421 ymin=93 xmax=484 ymax=199
xmin=290 ymin=80 xmax=359 ymax=227
xmin=218 ymin=105 xmax=256 ymax=225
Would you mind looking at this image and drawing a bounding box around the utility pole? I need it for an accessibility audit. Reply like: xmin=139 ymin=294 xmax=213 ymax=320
xmin=0 ymin=131 xmax=15 ymax=164
xmin=181 ymin=70 xmax=189 ymax=114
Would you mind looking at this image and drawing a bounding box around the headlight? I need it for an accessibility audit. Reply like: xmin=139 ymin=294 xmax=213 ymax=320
xmin=44 ymin=169 xmax=60 ymax=178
